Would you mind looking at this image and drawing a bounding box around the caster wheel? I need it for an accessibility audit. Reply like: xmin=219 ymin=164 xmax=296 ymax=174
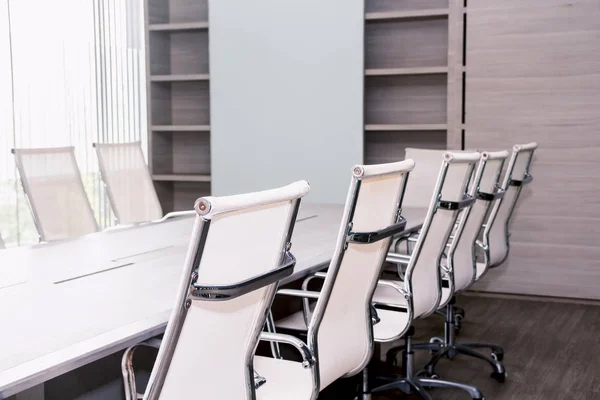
xmin=429 ymin=337 xmax=443 ymax=356
xmin=416 ymin=369 xmax=439 ymax=380
xmin=455 ymin=307 xmax=465 ymax=318
xmin=491 ymin=371 xmax=506 ymax=383
xmin=491 ymin=351 xmax=504 ymax=362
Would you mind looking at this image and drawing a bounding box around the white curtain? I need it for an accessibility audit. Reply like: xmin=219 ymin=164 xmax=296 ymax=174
xmin=0 ymin=0 xmax=147 ymax=246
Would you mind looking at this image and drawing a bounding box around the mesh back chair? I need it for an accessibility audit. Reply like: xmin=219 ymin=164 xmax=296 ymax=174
xmin=402 ymin=148 xmax=448 ymax=208
xmin=12 ymin=147 xmax=99 ymax=242
xmin=371 ymin=152 xmax=485 ymax=400
xmin=484 ymin=142 xmax=538 ymax=268
xmin=121 ymin=181 xmax=310 ymax=400
xmin=407 ymin=151 xmax=509 ymax=386
xmin=94 ymin=142 xmax=163 ymax=224
xmin=257 ymin=160 xmax=414 ymax=400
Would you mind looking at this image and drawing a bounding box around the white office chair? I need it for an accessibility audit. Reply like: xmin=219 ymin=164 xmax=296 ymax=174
xmin=403 ymin=150 xmax=509 ymax=383
xmin=94 ymin=142 xmax=163 ymax=225
xmin=257 ymin=160 xmax=414 ymax=400
xmin=121 ymin=180 xmax=310 ymax=400
xmin=12 ymin=147 xmax=99 ymax=242
xmin=484 ymin=142 xmax=538 ymax=269
xmin=371 ymin=151 xmax=484 ymax=400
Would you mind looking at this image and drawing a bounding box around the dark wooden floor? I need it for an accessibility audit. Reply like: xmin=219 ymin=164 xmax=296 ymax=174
xmin=321 ymin=294 xmax=600 ymax=400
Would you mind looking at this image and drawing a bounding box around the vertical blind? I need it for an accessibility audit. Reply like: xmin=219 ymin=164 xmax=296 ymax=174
xmin=0 ymin=0 xmax=147 ymax=246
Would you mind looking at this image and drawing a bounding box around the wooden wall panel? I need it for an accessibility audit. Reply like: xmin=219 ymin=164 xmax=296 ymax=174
xmin=173 ymin=182 xmax=210 ymax=210
xmin=466 ymin=0 xmax=600 ymax=299
xmin=365 ymin=131 xmax=447 ymax=164
xmin=170 ymin=82 xmax=210 ymax=125
xmin=365 ymin=0 xmax=448 ymax=13
xmin=172 ymin=133 xmax=211 ymax=174
xmin=365 ymin=75 xmax=448 ymax=125
xmin=169 ymin=0 xmax=208 ymax=23
xmin=365 ymin=19 xmax=449 ymax=69
xmin=170 ymin=31 xmax=209 ymax=75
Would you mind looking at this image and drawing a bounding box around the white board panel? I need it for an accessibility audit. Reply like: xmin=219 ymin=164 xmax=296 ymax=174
xmin=209 ymin=0 xmax=364 ymax=203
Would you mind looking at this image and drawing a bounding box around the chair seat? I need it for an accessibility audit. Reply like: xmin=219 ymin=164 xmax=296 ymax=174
xmin=275 ymin=307 xmax=311 ymax=331
xmin=439 ymin=278 xmax=453 ymax=308
xmin=275 ymin=283 xmax=415 ymax=344
xmin=475 ymin=261 xmax=486 ymax=280
xmin=254 ymin=356 xmax=314 ymax=400
xmin=372 ymin=284 xmax=411 ymax=341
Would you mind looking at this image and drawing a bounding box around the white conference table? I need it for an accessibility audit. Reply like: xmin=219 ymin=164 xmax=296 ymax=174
xmin=0 ymin=203 xmax=426 ymax=398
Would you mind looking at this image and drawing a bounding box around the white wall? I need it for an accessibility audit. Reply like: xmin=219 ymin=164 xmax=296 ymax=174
xmin=209 ymin=0 xmax=364 ymax=203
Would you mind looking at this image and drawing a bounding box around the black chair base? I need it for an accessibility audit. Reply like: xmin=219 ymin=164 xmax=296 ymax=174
xmin=372 ymin=326 xmax=484 ymax=400
xmin=386 ymin=298 xmax=507 ymax=385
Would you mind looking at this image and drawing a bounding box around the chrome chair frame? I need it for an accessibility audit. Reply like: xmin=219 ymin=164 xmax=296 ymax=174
xmin=482 ymin=142 xmax=537 ymax=269
xmin=264 ymin=161 xmax=414 ymax=400
xmin=370 ymin=152 xmax=484 ymax=400
xmin=123 ymin=190 xmax=305 ymax=400
xmin=400 ymin=151 xmax=509 ymax=383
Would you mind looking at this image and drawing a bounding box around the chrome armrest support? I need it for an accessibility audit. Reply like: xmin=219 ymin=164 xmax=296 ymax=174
xmin=276 ymin=288 xmax=321 ymax=299
xmin=259 ymin=332 xmax=315 ymax=368
xmin=122 ymin=339 xmax=162 ymax=400
xmin=438 ymin=194 xmax=476 ymax=211
xmin=376 ymin=279 xmax=411 ymax=302
xmin=386 ymin=252 xmax=411 ymax=265
xmin=191 ymin=252 xmax=295 ymax=301
xmin=347 ymin=217 xmax=407 ymax=244
xmin=508 ymin=173 xmax=533 ymax=187
xmin=477 ymin=188 xmax=505 ymax=201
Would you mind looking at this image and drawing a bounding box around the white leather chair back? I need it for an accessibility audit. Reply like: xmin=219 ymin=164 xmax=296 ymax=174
xmin=145 ymin=181 xmax=310 ymax=400
xmin=12 ymin=147 xmax=99 ymax=242
xmin=309 ymin=160 xmax=414 ymax=389
xmin=450 ymin=151 xmax=508 ymax=291
xmin=402 ymin=148 xmax=446 ymax=208
xmin=94 ymin=142 xmax=163 ymax=224
xmin=486 ymin=142 xmax=537 ymax=267
xmin=405 ymin=152 xmax=480 ymax=318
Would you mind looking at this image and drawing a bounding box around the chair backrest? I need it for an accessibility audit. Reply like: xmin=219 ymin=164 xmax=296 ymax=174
xmin=485 ymin=142 xmax=538 ymax=267
xmin=307 ymin=160 xmax=414 ymax=390
xmin=449 ymin=150 xmax=508 ymax=291
xmin=402 ymin=148 xmax=447 ymax=208
xmin=405 ymin=151 xmax=480 ymax=319
xmin=144 ymin=181 xmax=309 ymax=400
xmin=94 ymin=142 xmax=163 ymax=224
xmin=12 ymin=147 xmax=99 ymax=242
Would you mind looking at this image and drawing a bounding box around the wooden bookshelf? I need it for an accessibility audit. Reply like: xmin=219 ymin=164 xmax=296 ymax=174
xmin=364 ymin=0 xmax=465 ymax=162
xmin=145 ymin=0 xmax=211 ymax=212
xmin=365 ymin=8 xmax=449 ymax=22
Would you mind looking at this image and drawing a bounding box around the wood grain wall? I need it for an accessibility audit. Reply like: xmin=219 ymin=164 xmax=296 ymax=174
xmin=465 ymin=0 xmax=600 ymax=299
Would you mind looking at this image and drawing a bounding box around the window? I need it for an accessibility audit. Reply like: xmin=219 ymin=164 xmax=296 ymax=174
xmin=0 ymin=0 xmax=147 ymax=246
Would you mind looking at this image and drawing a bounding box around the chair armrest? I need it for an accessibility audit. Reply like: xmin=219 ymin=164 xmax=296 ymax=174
xmin=259 ymin=332 xmax=315 ymax=368
xmin=376 ymin=279 xmax=411 ymax=302
xmin=121 ymin=339 xmax=162 ymax=400
xmin=191 ymin=252 xmax=295 ymax=301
